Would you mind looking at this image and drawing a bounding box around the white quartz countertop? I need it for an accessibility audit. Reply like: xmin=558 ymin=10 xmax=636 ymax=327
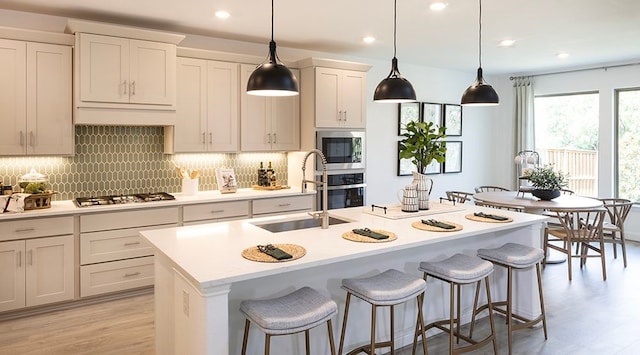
xmin=0 ymin=188 xmax=314 ymax=221
xmin=140 ymin=203 xmax=548 ymax=290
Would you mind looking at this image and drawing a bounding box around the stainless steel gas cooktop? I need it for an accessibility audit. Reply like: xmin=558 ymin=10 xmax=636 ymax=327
xmin=74 ymin=192 xmax=175 ymax=207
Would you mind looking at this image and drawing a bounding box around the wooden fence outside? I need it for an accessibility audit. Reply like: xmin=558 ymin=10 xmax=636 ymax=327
xmin=541 ymin=148 xmax=598 ymax=197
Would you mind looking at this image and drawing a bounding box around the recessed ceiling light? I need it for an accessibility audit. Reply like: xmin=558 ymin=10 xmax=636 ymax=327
xmin=363 ymin=36 xmax=376 ymax=44
xmin=215 ymin=10 xmax=230 ymax=19
xmin=556 ymin=52 xmax=569 ymax=59
xmin=498 ymin=39 xmax=516 ymax=47
xmin=430 ymin=2 xmax=448 ymax=11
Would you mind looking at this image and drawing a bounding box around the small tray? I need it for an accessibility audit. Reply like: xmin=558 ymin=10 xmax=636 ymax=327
xmin=241 ymin=243 xmax=305 ymax=263
xmin=252 ymin=185 xmax=291 ymax=191
xmin=411 ymin=220 xmax=463 ymax=232
xmin=342 ymin=229 xmax=397 ymax=243
xmin=24 ymin=192 xmax=56 ymax=210
xmin=465 ymin=214 xmax=513 ymax=223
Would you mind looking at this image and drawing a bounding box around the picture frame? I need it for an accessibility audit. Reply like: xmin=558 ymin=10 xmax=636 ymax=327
xmin=422 ymin=102 xmax=442 ymax=128
xmin=215 ymin=168 xmax=237 ymax=193
xmin=397 ymin=142 xmax=441 ymax=176
xmin=398 ymin=102 xmax=420 ymax=135
xmin=443 ymin=141 xmax=463 ymax=173
xmin=443 ymin=104 xmax=462 ymax=136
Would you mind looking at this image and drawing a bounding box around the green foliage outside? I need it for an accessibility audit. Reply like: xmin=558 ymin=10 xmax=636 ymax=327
xmin=617 ymin=90 xmax=640 ymax=201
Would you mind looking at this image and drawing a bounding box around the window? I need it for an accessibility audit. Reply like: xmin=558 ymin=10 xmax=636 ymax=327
xmin=534 ymin=93 xmax=599 ymax=196
xmin=616 ymin=88 xmax=640 ymax=202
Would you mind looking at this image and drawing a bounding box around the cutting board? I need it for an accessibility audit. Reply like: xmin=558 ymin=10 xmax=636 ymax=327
xmin=363 ymin=202 xmax=463 ymax=219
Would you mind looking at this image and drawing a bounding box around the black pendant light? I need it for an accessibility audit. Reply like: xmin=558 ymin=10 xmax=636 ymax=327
xmin=461 ymin=0 xmax=499 ymax=106
xmin=373 ymin=0 xmax=416 ymax=103
xmin=246 ymin=0 xmax=298 ymax=96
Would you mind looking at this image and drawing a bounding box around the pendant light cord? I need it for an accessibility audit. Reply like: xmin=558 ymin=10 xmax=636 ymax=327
xmin=393 ymin=0 xmax=398 ymax=59
xmin=271 ymin=0 xmax=275 ymax=41
xmin=478 ymin=0 xmax=482 ymax=68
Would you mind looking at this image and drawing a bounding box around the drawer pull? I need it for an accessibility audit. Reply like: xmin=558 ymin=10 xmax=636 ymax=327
xmin=277 ymin=203 xmax=291 ymax=207
xmin=211 ymin=210 xmax=225 ymax=213
xmin=124 ymin=272 xmax=141 ymax=277
xmin=14 ymin=228 xmax=36 ymax=233
xmin=124 ymin=241 xmax=141 ymax=246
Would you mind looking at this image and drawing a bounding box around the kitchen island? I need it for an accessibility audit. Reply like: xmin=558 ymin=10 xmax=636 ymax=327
xmin=141 ymin=203 xmax=548 ymax=355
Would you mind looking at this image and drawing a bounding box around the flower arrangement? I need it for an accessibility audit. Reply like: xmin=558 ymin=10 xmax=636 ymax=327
xmin=527 ymin=164 xmax=568 ymax=191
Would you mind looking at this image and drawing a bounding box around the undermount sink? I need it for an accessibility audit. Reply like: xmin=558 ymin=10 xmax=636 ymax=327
xmin=252 ymin=216 xmax=351 ymax=233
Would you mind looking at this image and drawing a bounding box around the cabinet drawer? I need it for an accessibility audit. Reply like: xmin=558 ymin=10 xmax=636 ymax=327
xmin=80 ymin=256 xmax=154 ymax=297
xmin=252 ymin=195 xmax=314 ymax=216
xmin=81 ymin=227 xmax=154 ymax=265
xmin=183 ymin=200 xmax=249 ymax=222
xmin=80 ymin=207 xmax=178 ymax=233
xmin=1 ymin=216 xmax=74 ymax=242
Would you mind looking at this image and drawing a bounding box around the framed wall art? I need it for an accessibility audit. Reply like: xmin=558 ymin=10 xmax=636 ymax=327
xmin=398 ymin=102 xmax=420 ymax=135
xmin=422 ymin=102 xmax=442 ymax=129
xmin=443 ymin=141 xmax=463 ymax=173
xmin=443 ymin=104 xmax=462 ymax=136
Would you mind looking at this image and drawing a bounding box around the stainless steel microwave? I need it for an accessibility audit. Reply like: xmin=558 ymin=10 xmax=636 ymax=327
xmin=316 ymin=130 xmax=365 ymax=170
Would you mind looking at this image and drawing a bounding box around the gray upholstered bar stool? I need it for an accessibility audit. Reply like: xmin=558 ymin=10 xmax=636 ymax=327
xmin=474 ymin=242 xmax=548 ymax=355
xmin=415 ymin=253 xmax=498 ymax=355
xmin=240 ymin=286 xmax=338 ymax=355
xmin=338 ymin=269 xmax=428 ymax=355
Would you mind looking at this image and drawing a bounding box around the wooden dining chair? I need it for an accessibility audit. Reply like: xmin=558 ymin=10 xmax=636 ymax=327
xmin=544 ymin=208 xmax=607 ymax=281
xmin=599 ymin=198 xmax=634 ymax=267
xmin=445 ymin=190 xmax=474 ymax=204
xmin=474 ymin=200 xmax=524 ymax=212
xmin=474 ymin=185 xmax=510 ymax=193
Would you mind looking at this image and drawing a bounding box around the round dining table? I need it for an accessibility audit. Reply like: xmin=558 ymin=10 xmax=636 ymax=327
xmin=473 ymin=191 xmax=603 ymax=213
xmin=474 ymin=190 xmax=604 ymax=263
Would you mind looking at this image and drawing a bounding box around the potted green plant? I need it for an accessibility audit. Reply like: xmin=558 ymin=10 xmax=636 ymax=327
xmin=399 ymin=120 xmax=447 ymax=209
xmin=527 ymin=164 xmax=568 ymax=200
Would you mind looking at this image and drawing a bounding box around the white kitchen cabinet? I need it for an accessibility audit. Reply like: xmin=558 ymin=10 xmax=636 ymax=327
xmin=0 ymin=221 xmax=74 ymax=313
xmin=78 ymin=33 xmax=176 ymax=106
xmin=165 ymin=57 xmax=238 ymax=153
xmin=313 ymin=67 xmax=366 ymax=128
xmin=252 ymin=195 xmax=314 ymax=216
xmin=183 ymin=200 xmax=249 ymax=225
xmin=79 ymin=207 xmax=178 ymax=297
xmin=240 ymin=64 xmax=300 ymax=151
xmin=0 ymin=39 xmax=72 ymax=156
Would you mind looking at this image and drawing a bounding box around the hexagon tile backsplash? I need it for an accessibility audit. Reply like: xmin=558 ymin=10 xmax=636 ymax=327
xmin=0 ymin=126 xmax=288 ymax=201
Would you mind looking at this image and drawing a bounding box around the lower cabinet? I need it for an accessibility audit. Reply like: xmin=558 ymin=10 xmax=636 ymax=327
xmin=252 ymin=195 xmax=314 ymax=217
xmin=79 ymin=207 xmax=178 ymax=297
xmin=183 ymin=200 xmax=249 ymax=226
xmin=0 ymin=234 xmax=74 ymax=312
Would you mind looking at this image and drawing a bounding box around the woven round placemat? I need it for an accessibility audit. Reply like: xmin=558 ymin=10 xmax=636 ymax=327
xmin=465 ymin=214 xmax=513 ymax=223
xmin=411 ymin=221 xmax=463 ymax=232
xmin=342 ymin=229 xmax=397 ymax=243
xmin=241 ymin=244 xmax=306 ymax=263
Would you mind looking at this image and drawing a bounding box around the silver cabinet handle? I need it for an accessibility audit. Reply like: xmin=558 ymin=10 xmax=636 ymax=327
xmin=124 ymin=272 xmax=141 ymax=277
xmin=28 ymin=250 xmax=33 ymax=266
xmin=124 ymin=241 xmax=141 ymax=246
xmin=29 ymin=131 xmax=35 ymax=147
xmin=17 ymin=250 xmax=21 ymax=268
xmin=131 ymin=81 xmax=136 ymax=95
xmin=202 ymin=132 xmax=206 ymax=144
xmin=20 ymin=131 xmax=25 ymax=146
xmin=343 ymin=110 xmax=347 ymax=121
xmin=337 ymin=110 xmax=342 ymax=121
xmin=15 ymin=228 xmax=35 ymax=233
xmin=278 ymin=203 xmax=291 ymax=207
xmin=211 ymin=209 xmax=225 ymax=214
xmin=273 ymin=133 xmax=277 ymax=143
xmin=209 ymin=132 xmax=213 ymax=144
xmin=267 ymin=133 xmax=272 ymax=144
xmin=123 ymin=80 xmax=127 ymax=95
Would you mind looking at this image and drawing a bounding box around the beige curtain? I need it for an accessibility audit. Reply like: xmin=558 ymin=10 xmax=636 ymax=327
xmin=513 ymin=76 xmax=535 ymax=152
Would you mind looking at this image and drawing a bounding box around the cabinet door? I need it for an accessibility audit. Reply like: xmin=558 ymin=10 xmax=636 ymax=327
xmin=173 ymin=57 xmax=207 ymax=152
xmin=79 ymin=33 xmax=129 ymax=104
xmin=26 ymin=43 xmax=73 ymax=155
xmin=271 ymin=94 xmax=300 ymax=151
xmin=207 ymin=61 xmax=239 ymax=152
xmin=25 ymin=235 xmax=74 ymax=307
xmin=314 ymin=67 xmax=342 ymax=128
xmin=0 ymin=39 xmax=27 ymax=155
xmin=0 ymin=241 xmax=26 ymax=312
xmin=240 ymin=64 xmax=272 ymax=151
xmin=341 ymin=71 xmax=366 ymax=128
xmin=129 ymin=39 xmax=176 ymax=105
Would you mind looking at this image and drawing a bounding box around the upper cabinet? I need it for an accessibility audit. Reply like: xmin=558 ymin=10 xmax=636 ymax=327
xmin=66 ymin=20 xmax=184 ymax=126
xmin=165 ymin=57 xmax=239 ymax=153
xmin=240 ymin=64 xmax=300 ymax=152
xmin=0 ymin=38 xmax=73 ymax=156
xmin=78 ymin=34 xmax=176 ymax=106
xmin=299 ymin=58 xmax=371 ymax=130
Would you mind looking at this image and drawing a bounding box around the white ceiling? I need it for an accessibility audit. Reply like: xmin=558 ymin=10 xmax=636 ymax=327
xmin=2 ymin=0 xmax=640 ymax=75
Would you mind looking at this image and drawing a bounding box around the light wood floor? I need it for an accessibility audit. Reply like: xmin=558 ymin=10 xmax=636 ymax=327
xmin=1 ymin=241 xmax=639 ymax=355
